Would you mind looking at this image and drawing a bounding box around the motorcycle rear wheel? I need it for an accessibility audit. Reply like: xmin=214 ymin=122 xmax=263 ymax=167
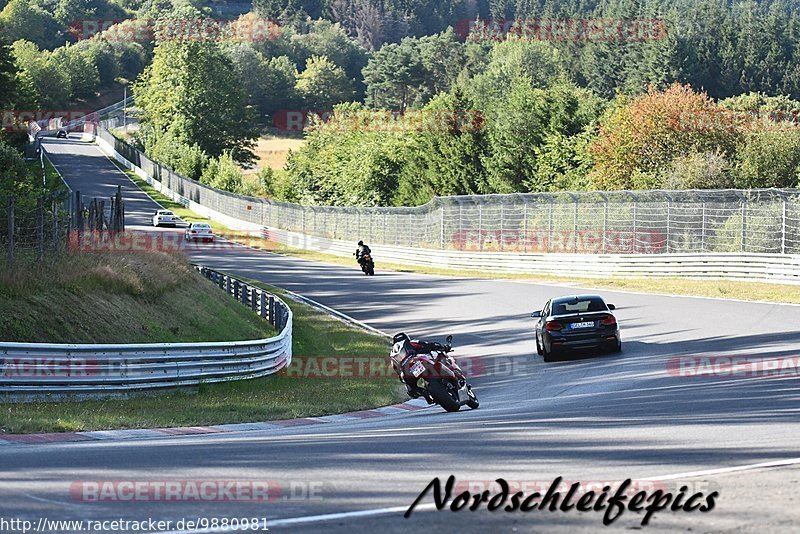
xmin=427 ymin=379 xmax=461 ymax=412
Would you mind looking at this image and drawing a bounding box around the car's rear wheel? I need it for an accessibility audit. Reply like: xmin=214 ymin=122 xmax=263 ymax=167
xmin=542 ymin=342 xmax=558 ymax=363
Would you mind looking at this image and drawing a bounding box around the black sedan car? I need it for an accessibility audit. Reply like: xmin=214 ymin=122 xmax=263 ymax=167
xmin=532 ymin=294 xmax=621 ymax=362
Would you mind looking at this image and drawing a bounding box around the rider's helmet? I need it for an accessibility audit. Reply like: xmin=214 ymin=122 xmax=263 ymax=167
xmin=358 ymin=240 xmax=364 ymax=246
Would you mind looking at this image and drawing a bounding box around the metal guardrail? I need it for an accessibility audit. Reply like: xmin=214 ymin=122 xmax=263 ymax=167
xmin=95 ymin=125 xmax=800 ymax=282
xmin=97 ymin=117 xmax=800 ymax=255
xmin=0 ymin=266 xmax=292 ymax=399
xmin=29 ymin=97 xmax=134 ymax=141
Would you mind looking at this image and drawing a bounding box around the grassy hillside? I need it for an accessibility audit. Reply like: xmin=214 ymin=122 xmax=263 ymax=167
xmin=0 ymin=276 xmax=402 ymax=434
xmin=0 ymin=251 xmax=273 ymax=343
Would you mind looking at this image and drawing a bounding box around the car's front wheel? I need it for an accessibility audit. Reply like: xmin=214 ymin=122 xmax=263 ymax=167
xmin=536 ymin=334 xmax=543 ymax=356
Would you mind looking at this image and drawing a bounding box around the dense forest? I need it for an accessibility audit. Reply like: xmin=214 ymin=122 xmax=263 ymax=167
xmin=3 ymin=0 xmax=800 ymax=206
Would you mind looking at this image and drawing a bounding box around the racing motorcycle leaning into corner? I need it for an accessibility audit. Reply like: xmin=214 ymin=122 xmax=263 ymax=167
xmin=390 ymin=333 xmax=479 ymax=412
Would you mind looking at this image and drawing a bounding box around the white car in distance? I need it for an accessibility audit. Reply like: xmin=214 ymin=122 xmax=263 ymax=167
xmin=152 ymin=209 xmax=180 ymax=227
xmin=184 ymin=222 xmax=214 ymax=242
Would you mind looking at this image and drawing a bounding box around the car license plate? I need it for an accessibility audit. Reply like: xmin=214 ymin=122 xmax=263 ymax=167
xmin=410 ymin=361 xmax=425 ymax=377
xmin=570 ymin=321 xmax=595 ymax=329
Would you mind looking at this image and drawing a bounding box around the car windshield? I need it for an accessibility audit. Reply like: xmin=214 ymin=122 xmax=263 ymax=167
xmin=193 ymin=224 xmax=210 ymax=229
xmin=158 ymin=211 xmax=173 ymax=216
xmin=551 ymin=296 xmax=607 ymax=316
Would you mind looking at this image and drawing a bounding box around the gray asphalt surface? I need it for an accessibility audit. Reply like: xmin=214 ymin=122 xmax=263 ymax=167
xmin=1 ymin=137 xmax=797 ymax=533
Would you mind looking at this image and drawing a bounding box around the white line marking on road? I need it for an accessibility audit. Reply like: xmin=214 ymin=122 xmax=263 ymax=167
xmin=282 ymin=290 xmax=391 ymax=338
xmin=512 ymin=279 xmax=800 ymax=307
xmin=643 ymin=457 xmax=800 ymax=481
xmin=22 ymin=492 xmax=86 ymax=510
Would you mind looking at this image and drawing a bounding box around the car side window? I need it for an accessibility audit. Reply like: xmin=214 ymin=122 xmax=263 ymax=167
xmin=542 ymin=301 xmax=550 ymax=318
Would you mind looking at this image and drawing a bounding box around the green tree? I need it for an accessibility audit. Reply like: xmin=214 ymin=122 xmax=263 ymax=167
xmin=294 ymin=55 xmax=354 ymax=109
xmin=0 ymin=0 xmax=60 ymax=49
xmin=11 ymin=40 xmax=69 ymax=107
xmin=262 ymin=55 xmax=298 ymax=115
xmin=201 ymin=151 xmax=255 ymax=195
xmin=469 ymin=40 xmax=566 ymax=109
xmin=50 ymin=43 xmax=100 ymax=99
xmin=0 ymin=140 xmax=30 ymax=197
xmin=362 ymin=39 xmax=426 ymax=111
xmin=289 ymin=20 xmax=367 ymax=87
xmin=134 ymin=13 xmax=257 ymax=163
xmin=735 ymin=128 xmax=800 ymax=189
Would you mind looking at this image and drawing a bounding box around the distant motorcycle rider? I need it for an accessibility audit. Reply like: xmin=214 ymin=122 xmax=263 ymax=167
xmin=354 ymin=240 xmax=371 ymax=267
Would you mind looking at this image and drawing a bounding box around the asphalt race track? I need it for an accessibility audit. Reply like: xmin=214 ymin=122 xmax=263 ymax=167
xmin=1 ymin=136 xmax=798 ymax=533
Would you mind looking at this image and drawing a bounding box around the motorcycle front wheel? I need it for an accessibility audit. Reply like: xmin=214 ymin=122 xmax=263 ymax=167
xmin=427 ymin=379 xmax=461 ymax=412
xmin=466 ymin=387 xmax=479 ymax=409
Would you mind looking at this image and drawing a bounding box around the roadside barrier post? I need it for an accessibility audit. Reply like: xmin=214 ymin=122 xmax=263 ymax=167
xmin=260 ymin=291 xmax=267 ymax=319
xmin=36 ymin=196 xmax=44 ymax=261
xmin=269 ymin=295 xmax=275 ymax=326
xmin=6 ymin=196 xmax=13 ymax=269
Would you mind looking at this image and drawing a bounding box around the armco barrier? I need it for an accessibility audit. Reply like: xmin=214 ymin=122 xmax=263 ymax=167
xmin=94 ymin=125 xmax=800 ymax=284
xmin=0 ymin=266 xmax=292 ymax=400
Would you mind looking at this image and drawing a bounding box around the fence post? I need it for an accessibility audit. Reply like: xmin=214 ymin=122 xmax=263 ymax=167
xmin=36 ymin=195 xmax=44 ymax=261
xmin=260 ymin=291 xmax=267 ymax=319
xmin=547 ymin=198 xmax=554 ymax=253
xmin=665 ymin=193 xmax=672 ymax=253
xmin=439 ymin=204 xmax=445 ymax=250
xmin=251 ymin=287 xmax=257 ymax=311
xmin=572 ymin=195 xmax=578 ymax=253
xmin=782 ymin=196 xmax=787 ymax=254
xmin=226 ymin=275 xmax=231 ymax=295
xmin=741 ymin=197 xmax=747 ymax=252
xmin=75 ymin=190 xmax=83 ymax=232
xmin=632 ymin=198 xmax=638 ymax=254
xmin=601 ymin=194 xmax=608 ymax=254
xmin=52 ymin=194 xmax=59 ymax=253
xmin=268 ymin=295 xmax=275 ymax=325
xmin=522 ymin=199 xmax=528 ymax=253
xmin=478 ymin=203 xmax=483 ymax=251
xmin=701 ymin=201 xmax=706 ymax=252
xmin=241 ymin=283 xmax=248 ymax=306
xmin=6 ymin=196 xmax=13 ymax=269
xmin=499 ymin=200 xmax=504 ymax=251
